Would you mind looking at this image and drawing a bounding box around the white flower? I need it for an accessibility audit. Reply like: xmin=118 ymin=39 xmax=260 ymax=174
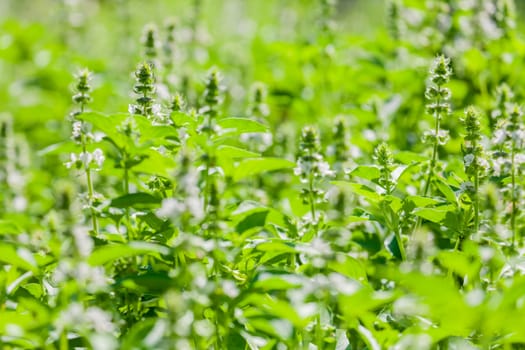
xmin=186 ymin=196 xmax=204 ymax=220
xmin=79 ymin=151 xmax=92 ymax=167
xmin=72 ymin=121 xmax=82 ymax=139
xmin=492 ymin=129 xmax=506 ymax=145
xmin=157 ymin=198 xmax=186 ymax=219
xmin=85 ymin=307 xmax=115 ymax=333
xmin=128 ymin=104 xmax=137 ymax=114
xmin=92 ymin=148 xmax=105 ymax=169
xmin=73 ymin=226 xmax=94 ymax=257
xmin=157 ymin=196 xmax=204 ymax=221
xmin=152 ymin=103 xmax=162 ymax=116
xmin=65 ymin=153 xmax=78 ymax=169
xmin=56 ymin=303 xmax=115 ymax=335
xmin=515 ymin=154 xmax=525 ymax=166
xmin=222 ymin=280 xmax=239 ymax=298
xmin=317 ymin=160 xmax=335 ymax=178
xmin=463 ymin=153 xmax=475 ymax=167
xmin=294 ymin=158 xmax=312 ymax=178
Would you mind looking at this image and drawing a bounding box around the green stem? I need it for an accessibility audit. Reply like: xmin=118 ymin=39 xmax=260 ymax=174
xmin=314 ymin=312 xmax=323 ymax=348
xmin=423 ymin=107 xmax=441 ymax=196
xmin=394 ymin=228 xmax=407 ymax=261
xmin=78 ymin=102 xmax=99 ymax=236
xmin=203 ymin=110 xmax=216 ymax=219
xmin=413 ymin=94 xmax=442 ymax=238
xmin=123 ymin=150 xmax=132 ymax=240
xmin=60 ymin=330 xmax=68 ymax=350
xmin=308 ymin=171 xmax=316 ymax=222
xmin=473 ymin=169 xmax=479 ymax=235
xmin=511 ymin=147 xmax=516 ymax=247
xmin=82 ymin=140 xmax=98 ymax=236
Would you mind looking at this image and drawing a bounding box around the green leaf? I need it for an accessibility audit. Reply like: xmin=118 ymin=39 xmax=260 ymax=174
xmin=131 ymin=150 xmax=177 ymax=177
xmin=37 ymin=141 xmax=77 ymax=156
xmin=332 ymin=181 xmax=381 ymax=203
xmin=357 ymin=325 xmax=381 ymax=350
xmin=116 ymin=272 xmax=174 ymax=294
xmin=433 ymin=176 xmax=457 ymax=204
xmin=252 ymin=272 xmax=302 ymax=291
xmin=413 ymin=205 xmax=456 ymax=224
xmin=78 ymin=112 xmax=129 ymax=149
xmin=0 ymin=245 xmax=37 ymax=272
xmin=170 ymin=111 xmax=197 ymax=128
xmin=406 ymin=195 xmax=442 ymax=208
xmin=437 ymin=250 xmax=480 ymax=278
xmin=255 ymin=241 xmax=297 ymax=254
xmin=88 ymin=241 xmax=170 ymax=266
xmin=217 ymin=145 xmax=260 ymax=159
xmin=133 ymin=115 xmax=179 ymax=143
xmin=121 ymin=318 xmax=159 ymax=350
xmin=235 ymin=210 xmax=269 ymax=233
xmin=0 ymin=220 xmax=23 ymax=235
xmin=328 ymin=254 xmax=367 ymax=283
xmin=395 ymin=151 xmax=427 ymax=164
xmin=218 ymin=118 xmax=268 ymax=134
xmin=233 ymin=158 xmax=295 ymax=181
xmin=110 ymin=192 xmax=161 ymax=208
xmin=349 ymin=165 xmax=381 ymax=182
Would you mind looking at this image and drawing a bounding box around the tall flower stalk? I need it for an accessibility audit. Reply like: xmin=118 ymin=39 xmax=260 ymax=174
xmin=461 ymin=106 xmax=488 ymax=236
xmin=142 ymin=24 xmax=159 ymax=67
xmin=67 ymin=69 xmax=104 ymax=236
xmin=199 ymin=69 xmax=224 ymax=232
xmin=295 ymin=126 xmax=334 ymax=226
xmin=423 ymin=55 xmax=452 ymax=196
xmin=492 ymin=93 xmax=524 ymax=247
xmin=375 ymin=142 xmax=406 ymax=260
xmin=130 ymin=62 xmax=156 ymax=119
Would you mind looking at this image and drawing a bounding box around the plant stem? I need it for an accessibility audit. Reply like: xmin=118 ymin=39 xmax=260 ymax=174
xmin=79 ymin=102 xmax=99 ymax=236
xmin=424 ymin=101 xmax=441 ymax=196
xmin=308 ymin=171 xmax=316 ymax=222
xmin=413 ymin=96 xmax=442 ymax=238
xmin=123 ymin=150 xmax=132 ymax=240
xmin=511 ymin=147 xmax=516 ymax=247
xmin=82 ymin=140 xmax=98 ymax=236
xmin=394 ymin=228 xmax=407 ymax=261
xmin=473 ymin=169 xmax=479 ymax=235
xmin=60 ymin=330 xmax=68 ymax=350
xmin=314 ymin=312 xmax=323 ymax=348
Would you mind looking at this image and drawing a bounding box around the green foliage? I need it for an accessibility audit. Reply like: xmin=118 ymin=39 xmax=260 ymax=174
xmin=3 ymin=0 xmax=525 ymax=349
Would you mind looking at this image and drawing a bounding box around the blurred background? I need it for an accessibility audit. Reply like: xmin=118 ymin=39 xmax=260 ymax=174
xmin=1 ymin=0 xmax=524 ymax=148
xmin=0 ymin=0 xmax=385 ymax=146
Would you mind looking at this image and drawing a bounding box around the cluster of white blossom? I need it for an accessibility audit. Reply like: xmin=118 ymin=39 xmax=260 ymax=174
xmin=55 ymin=303 xmax=117 ymax=350
xmin=65 ymin=148 xmax=105 ymax=170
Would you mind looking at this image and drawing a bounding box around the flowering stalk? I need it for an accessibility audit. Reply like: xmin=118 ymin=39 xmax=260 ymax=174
xmin=386 ymin=0 xmax=402 ymax=42
xmin=375 ymin=142 xmax=406 ymax=260
xmin=494 ymin=0 xmax=516 ymax=40
xmin=327 ymin=117 xmax=350 ymax=217
xmin=462 ymin=106 xmax=487 ymax=236
xmin=68 ymin=69 xmax=103 ymax=236
xmin=142 ymin=24 xmax=159 ymax=67
xmin=423 ymin=55 xmax=452 ymax=196
xmin=170 ymin=93 xmax=186 ymax=114
xmin=130 ymin=62 xmax=156 ymax=119
xmin=295 ymin=126 xmax=334 ymax=225
xmin=200 ymin=69 xmax=223 ymax=226
xmin=493 ymin=97 xmax=524 ymax=247
xmin=248 ymin=82 xmax=270 ymax=123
